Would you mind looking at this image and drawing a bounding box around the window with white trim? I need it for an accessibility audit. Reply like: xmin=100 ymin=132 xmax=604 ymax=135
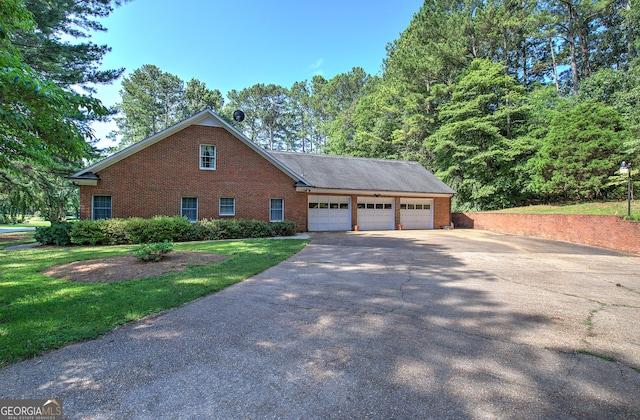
xmin=181 ymin=197 xmax=198 ymax=222
xmin=200 ymin=144 xmax=216 ymax=170
xmin=219 ymin=197 xmax=235 ymax=216
xmin=270 ymin=198 xmax=284 ymax=222
xmin=92 ymin=195 xmax=112 ymax=220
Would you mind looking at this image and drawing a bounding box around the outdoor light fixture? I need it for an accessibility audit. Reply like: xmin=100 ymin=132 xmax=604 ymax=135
xmin=620 ymin=161 xmax=632 ymax=217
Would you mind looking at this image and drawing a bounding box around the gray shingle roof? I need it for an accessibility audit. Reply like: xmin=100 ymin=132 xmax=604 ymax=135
xmin=269 ymin=151 xmax=456 ymax=195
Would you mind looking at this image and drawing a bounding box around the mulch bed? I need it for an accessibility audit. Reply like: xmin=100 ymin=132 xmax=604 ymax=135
xmin=42 ymin=252 xmax=229 ymax=283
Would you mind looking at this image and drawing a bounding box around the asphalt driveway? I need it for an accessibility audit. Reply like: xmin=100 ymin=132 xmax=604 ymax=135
xmin=1 ymin=230 xmax=639 ymax=418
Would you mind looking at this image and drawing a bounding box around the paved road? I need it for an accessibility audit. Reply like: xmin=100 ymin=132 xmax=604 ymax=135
xmin=0 ymin=227 xmax=36 ymax=233
xmin=1 ymin=230 xmax=639 ymax=418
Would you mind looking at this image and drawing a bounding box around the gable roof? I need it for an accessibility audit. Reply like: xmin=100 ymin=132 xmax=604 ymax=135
xmin=71 ymin=109 xmax=454 ymax=196
xmin=270 ymin=151 xmax=456 ymax=195
xmin=70 ymin=109 xmax=307 ymax=185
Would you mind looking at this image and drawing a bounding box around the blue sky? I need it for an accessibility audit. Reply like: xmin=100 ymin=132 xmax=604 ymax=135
xmin=90 ymin=0 xmax=424 ymax=146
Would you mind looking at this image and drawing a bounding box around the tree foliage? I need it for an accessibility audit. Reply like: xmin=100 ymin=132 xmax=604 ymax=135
xmin=113 ymin=65 xmax=224 ymax=150
xmin=426 ymin=59 xmax=534 ymax=210
xmin=0 ymin=0 xmax=111 ymax=170
xmin=1 ymin=0 xmax=124 ymax=220
xmin=102 ymin=0 xmax=639 ymax=211
xmin=529 ymin=101 xmax=626 ymax=200
xmin=326 ymin=0 xmax=639 ymax=209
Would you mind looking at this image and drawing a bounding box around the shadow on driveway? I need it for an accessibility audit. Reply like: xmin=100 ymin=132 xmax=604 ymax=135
xmin=1 ymin=230 xmax=638 ymax=418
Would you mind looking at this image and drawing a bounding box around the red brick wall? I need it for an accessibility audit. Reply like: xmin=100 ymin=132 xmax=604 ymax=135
xmin=452 ymin=212 xmax=640 ymax=254
xmin=433 ymin=197 xmax=452 ymax=228
xmin=80 ymin=125 xmax=308 ymax=231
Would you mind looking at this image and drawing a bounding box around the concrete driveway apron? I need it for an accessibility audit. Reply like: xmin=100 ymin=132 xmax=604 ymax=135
xmin=1 ymin=230 xmax=639 ymax=418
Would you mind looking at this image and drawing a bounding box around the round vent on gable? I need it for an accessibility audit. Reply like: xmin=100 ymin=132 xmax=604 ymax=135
xmin=233 ymin=110 xmax=245 ymax=122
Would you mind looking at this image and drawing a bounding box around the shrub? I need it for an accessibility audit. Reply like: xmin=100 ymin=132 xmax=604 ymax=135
xmin=36 ymin=216 xmax=297 ymax=247
xmin=70 ymin=220 xmax=108 ymax=245
xmin=215 ymin=219 xmax=243 ymax=239
xmin=100 ymin=219 xmax=130 ymax=245
xmin=131 ymin=241 xmax=174 ymax=262
xmin=238 ymin=219 xmax=273 ymax=238
xmin=271 ymin=221 xmax=296 ymax=237
xmin=190 ymin=219 xmax=221 ymax=241
xmin=126 ymin=216 xmax=192 ymax=243
xmin=34 ymin=222 xmax=72 ymax=246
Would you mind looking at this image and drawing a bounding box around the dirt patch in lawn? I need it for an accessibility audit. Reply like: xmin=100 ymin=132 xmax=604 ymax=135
xmin=43 ymin=252 xmax=230 ymax=283
xmin=0 ymin=232 xmax=31 ymax=242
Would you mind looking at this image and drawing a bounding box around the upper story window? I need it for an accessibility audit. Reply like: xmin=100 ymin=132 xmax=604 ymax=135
xmin=200 ymin=145 xmax=216 ymax=170
xmin=92 ymin=195 xmax=112 ymax=220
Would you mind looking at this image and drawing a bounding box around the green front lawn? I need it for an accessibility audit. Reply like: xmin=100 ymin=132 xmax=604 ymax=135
xmin=0 ymin=231 xmax=36 ymax=250
xmin=490 ymin=200 xmax=639 ymax=219
xmin=0 ymin=239 xmax=308 ymax=366
xmin=0 ymin=217 xmax=51 ymax=228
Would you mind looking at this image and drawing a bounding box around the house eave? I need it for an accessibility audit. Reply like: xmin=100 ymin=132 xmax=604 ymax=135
xmin=70 ymin=178 xmax=99 ymax=186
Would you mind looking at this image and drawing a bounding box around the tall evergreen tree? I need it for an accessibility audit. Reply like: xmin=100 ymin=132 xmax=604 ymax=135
xmin=529 ymin=100 xmax=626 ymax=200
xmin=1 ymin=0 xmax=120 ymax=170
xmin=1 ymin=0 xmax=123 ymax=221
xmin=183 ymin=78 xmax=224 ymax=117
xmin=113 ymin=65 xmax=222 ymax=150
xmin=226 ymin=84 xmax=291 ymax=150
xmin=425 ymin=59 xmax=534 ymax=210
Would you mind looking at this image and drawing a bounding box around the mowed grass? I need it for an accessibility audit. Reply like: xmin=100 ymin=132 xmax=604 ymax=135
xmin=0 ymin=231 xmax=36 ymax=250
xmin=0 ymin=239 xmax=308 ymax=366
xmin=0 ymin=218 xmax=51 ymax=229
xmin=490 ymin=200 xmax=639 ymax=219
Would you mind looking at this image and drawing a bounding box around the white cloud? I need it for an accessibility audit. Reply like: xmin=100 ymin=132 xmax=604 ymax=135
xmin=308 ymin=58 xmax=325 ymax=75
xmin=308 ymin=58 xmax=323 ymax=70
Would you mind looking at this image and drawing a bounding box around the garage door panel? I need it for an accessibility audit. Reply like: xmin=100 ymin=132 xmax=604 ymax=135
xmin=400 ymin=199 xmax=433 ymax=229
xmin=357 ymin=197 xmax=394 ymax=230
xmin=308 ymin=196 xmax=351 ymax=231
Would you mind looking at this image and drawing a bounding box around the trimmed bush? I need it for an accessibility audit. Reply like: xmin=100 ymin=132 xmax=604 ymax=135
xmin=238 ymin=219 xmax=273 ymax=238
xmin=70 ymin=220 xmax=108 ymax=245
xmin=189 ymin=219 xmax=222 ymax=241
xmin=37 ymin=217 xmax=298 ymax=247
xmin=191 ymin=219 xmax=275 ymax=240
xmin=271 ymin=221 xmax=296 ymax=237
xmin=125 ymin=216 xmax=192 ymax=243
xmin=100 ymin=219 xmax=130 ymax=245
xmin=131 ymin=241 xmax=174 ymax=262
xmin=34 ymin=223 xmax=72 ymax=246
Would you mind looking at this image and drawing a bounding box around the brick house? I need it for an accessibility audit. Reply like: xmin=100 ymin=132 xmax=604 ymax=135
xmin=70 ymin=110 xmax=456 ymax=231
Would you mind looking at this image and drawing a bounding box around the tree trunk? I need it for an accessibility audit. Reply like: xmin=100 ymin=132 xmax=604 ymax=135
xmin=550 ymin=39 xmax=560 ymax=91
xmin=503 ymin=27 xmax=509 ymax=75
xmin=569 ymin=38 xmax=579 ymax=93
xmin=470 ymin=31 xmax=479 ymax=58
xmin=627 ymin=0 xmax=637 ymax=61
xmin=578 ymin=26 xmax=591 ymax=78
xmin=521 ymin=29 xmax=528 ymax=87
xmin=564 ymin=0 xmax=580 ymax=93
xmin=505 ymin=90 xmax=512 ymax=139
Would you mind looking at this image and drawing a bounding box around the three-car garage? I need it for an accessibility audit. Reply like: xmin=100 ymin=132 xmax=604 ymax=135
xmin=307 ymin=195 xmax=435 ymax=231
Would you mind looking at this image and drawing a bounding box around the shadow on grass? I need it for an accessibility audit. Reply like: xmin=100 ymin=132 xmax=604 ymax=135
xmin=0 ymin=239 xmax=308 ymax=366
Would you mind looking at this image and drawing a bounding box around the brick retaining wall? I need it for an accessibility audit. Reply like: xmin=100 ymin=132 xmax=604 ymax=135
xmin=452 ymin=212 xmax=640 ymax=255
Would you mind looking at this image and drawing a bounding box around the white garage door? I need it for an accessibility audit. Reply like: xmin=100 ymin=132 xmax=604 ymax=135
xmin=357 ymin=197 xmax=395 ymax=230
xmin=400 ymin=198 xmax=434 ymax=229
xmin=308 ymin=195 xmax=351 ymax=231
